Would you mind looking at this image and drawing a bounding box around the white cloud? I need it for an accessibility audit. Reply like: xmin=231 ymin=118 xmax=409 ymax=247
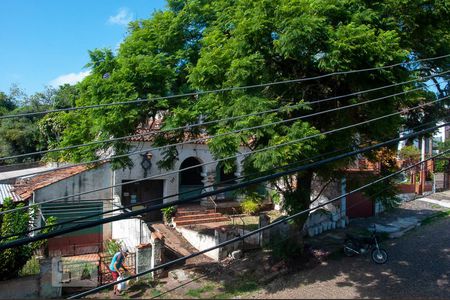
xmin=49 ymin=71 xmax=90 ymax=87
xmin=108 ymin=8 xmax=133 ymax=26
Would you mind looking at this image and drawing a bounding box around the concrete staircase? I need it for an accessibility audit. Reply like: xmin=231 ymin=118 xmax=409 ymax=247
xmin=173 ymin=207 xmax=230 ymax=227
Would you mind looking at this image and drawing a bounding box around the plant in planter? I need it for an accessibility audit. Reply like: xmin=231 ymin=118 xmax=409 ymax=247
xmin=161 ymin=206 xmax=177 ymax=224
xmin=104 ymin=239 xmax=123 ymax=256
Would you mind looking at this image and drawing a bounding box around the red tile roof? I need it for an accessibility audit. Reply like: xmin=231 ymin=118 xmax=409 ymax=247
xmin=13 ymin=165 xmax=90 ymax=200
xmin=128 ymin=118 xmax=208 ymax=144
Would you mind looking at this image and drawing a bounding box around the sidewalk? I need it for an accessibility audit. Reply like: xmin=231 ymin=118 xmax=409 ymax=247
xmin=306 ymin=190 xmax=450 ymax=253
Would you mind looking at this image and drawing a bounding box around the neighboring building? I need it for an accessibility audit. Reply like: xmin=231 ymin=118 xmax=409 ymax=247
xmin=0 ymin=183 xmax=21 ymax=206
xmin=10 ymin=118 xmax=248 ymax=256
xmin=13 ymin=164 xmax=113 ymax=256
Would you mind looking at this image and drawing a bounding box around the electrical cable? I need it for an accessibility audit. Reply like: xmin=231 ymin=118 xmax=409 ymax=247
xmin=1 ymin=53 xmax=448 ymax=120
xmin=0 ymin=144 xmax=351 ymax=240
xmin=150 ymin=182 xmax=401 ymax=299
xmin=1 ymin=70 xmax=447 ymax=162
xmin=0 ymin=123 xmax=446 ymax=251
xmin=68 ymin=149 xmax=449 ymax=299
xmin=2 ymin=96 xmax=447 ymax=216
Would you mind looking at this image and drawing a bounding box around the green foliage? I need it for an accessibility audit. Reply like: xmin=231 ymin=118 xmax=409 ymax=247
xmin=364 ymin=178 xmax=401 ymax=209
xmin=0 ymin=198 xmax=56 ymax=280
xmin=104 ymin=239 xmax=123 ymax=256
xmin=240 ymin=199 xmax=261 ymax=216
xmin=185 ymin=284 xmax=215 ymax=298
xmin=435 ymin=160 xmax=449 ymax=173
xmin=399 ymin=145 xmax=420 ymax=165
xmin=268 ymin=189 xmax=281 ymax=205
xmin=267 ymin=235 xmax=303 ymax=261
xmin=0 ymin=85 xmax=81 ymax=165
xmin=161 ymin=206 xmax=177 ymax=223
xmin=421 ymin=210 xmax=450 ymax=225
xmin=18 ymin=256 xmax=40 ymax=277
xmin=434 ymin=141 xmax=450 ymax=172
xmin=43 ymin=1 xmax=449 ymax=234
xmin=240 ymin=192 xmax=265 ymax=215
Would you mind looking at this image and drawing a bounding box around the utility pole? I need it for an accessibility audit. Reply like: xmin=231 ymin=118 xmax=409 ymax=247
xmin=419 ymin=136 xmax=426 ymax=195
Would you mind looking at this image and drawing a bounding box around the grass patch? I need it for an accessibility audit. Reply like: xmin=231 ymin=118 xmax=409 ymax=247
xmin=213 ymin=279 xmax=260 ymax=299
xmin=19 ymin=256 xmax=40 ymax=277
xmin=150 ymin=289 xmax=163 ymax=298
xmin=421 ymin=210 xmax=450 ymax=225
xmin=185 ymin=284 xmax=215 ymax=298
xmin=229 ymin=210 xmax=283 ymax=232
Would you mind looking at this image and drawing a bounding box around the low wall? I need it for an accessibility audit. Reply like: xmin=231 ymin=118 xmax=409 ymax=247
xmin=397 ymin=183 xmax=432 ymax=194
xmin=0 ymin=275 xmax=40 ymax=299
xmin=178 ymin=227 xmax=220 ymax=260
xmin=112 ymin=218 xmax=152 ymax=252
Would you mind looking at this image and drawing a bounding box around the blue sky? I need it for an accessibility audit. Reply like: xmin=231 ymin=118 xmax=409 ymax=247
xmin=0 ymin=0 xmax=166 ymax=96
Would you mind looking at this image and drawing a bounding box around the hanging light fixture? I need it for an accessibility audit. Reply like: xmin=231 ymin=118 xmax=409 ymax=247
xmin=141 ymin=151 xmax=153 ymax=178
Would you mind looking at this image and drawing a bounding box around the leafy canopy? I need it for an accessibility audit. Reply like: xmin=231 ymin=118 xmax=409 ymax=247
xmin=49 ymin=0 xmax=449 ymax=216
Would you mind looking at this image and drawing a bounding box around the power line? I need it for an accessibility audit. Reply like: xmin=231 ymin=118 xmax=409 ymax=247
xmin=9 ymin=120 xmax=408 ymax=241
xmin=1 ymin=79 xmax=446 ymax=190
xmin=0 ymin=123 xmax=446 ymax=250
xmin=1 ymin=72 xmax=447 ymax=162
xmin=1 ymin=54 xmax=449 ymax=120
xmin=68 ymin=149 xmax=449 ymax=299
xmin=2 ymin=97 xmax=447 ymax=216
xmin=2 ymin=119 xmax=436 ymax=241
xmin=151 ymin=181 xmax=401 ymax=299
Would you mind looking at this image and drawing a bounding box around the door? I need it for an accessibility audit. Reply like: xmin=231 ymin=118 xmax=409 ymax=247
xmin=122 ymin=179 xmax=164 ymax=222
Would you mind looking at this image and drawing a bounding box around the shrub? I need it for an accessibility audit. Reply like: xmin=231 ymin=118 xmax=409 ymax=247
xmin=18 ymin=256 xmax=40 ymax=277
xmin=435 ymin=160 xmax=449 ymax=173
xmin=267 ymin=235 xmax=303 ymax=261
xmin=0 ymin=198 xmax=55 ymax=280
xmin=104 ymin=239 xmax=122 ymax=256
xmin=161 ymin=206 xmax=176 ymax=223
xmin=240 ymin=199 xmax=260 ymax=215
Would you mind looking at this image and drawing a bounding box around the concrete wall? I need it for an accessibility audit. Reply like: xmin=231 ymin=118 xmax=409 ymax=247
xmin=113 ymin=142 xmax=246 ymax=204
xmin=111 ymin=218 xmax=152 ymax=252
xmin=34 ymin=163 xmax=114 ymax=241
xmin=0 ymin=275 xmax=40 ymax=299
xmin=177 ymin=227 xmax=220 ymax=260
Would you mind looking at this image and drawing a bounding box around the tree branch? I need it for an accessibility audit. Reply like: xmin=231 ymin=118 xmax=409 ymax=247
xmin=310 ymin=178 xmax=335 ymax=204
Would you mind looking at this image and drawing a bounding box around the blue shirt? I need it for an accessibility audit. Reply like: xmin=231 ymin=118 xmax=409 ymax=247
xmin=109 ymin=252 xmax=124 ymax=271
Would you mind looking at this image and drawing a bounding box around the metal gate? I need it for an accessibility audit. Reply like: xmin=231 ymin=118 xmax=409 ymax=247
xmin=98 ymin=252 xmax=136 ymax=285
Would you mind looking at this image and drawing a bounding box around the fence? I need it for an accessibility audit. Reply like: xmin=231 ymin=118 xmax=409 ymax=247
xmin=98 ymin=252 xmax=136 ymax=285
xmin=58 ymin=252 xmax=136 ymax=288
xmin=49 ymin=241 xmax=103 ymax=257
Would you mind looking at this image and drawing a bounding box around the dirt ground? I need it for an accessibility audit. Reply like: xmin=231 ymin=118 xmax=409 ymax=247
xmin=86 ymin=245 xmax=327 ymax=299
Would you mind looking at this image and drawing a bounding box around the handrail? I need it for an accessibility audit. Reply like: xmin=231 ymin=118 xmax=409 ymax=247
xmin=208 ymin=195 xmax=218 ymax=213
xmin=230 ymin=207 xmax=246 ymax=248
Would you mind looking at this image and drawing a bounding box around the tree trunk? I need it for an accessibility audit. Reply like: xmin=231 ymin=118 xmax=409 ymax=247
xmin=281 ymin=170 xmax=314 ymax=255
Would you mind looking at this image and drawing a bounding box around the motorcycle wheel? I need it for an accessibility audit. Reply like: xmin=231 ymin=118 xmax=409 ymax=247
xmin=343 ymin=240 xmax=357 ymax=257
xmin=371 ymin=248 xmax=388 ymax=264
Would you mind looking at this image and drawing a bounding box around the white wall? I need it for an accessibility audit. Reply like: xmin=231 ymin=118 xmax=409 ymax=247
xmin=113 ymin=142 xmax=246 ymax=204
xmin=178 ymin=227 xmax=220 ymax=260
xmin=34 ymin=164 xmax=114 ymax=241
xmin=111 ymin=218 xmax=152 ymax=253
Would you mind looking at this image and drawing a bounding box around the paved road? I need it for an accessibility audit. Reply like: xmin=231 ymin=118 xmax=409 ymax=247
xmin=250 ymin=217 xmax=450 ymax=299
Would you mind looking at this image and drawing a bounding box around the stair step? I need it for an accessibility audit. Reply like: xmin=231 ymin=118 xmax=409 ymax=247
xmin=176 ymin=209 xmax=215 ymax=217
xmin=174 ymin=217 xmax=230 ymax=227
xmin=174 ymin=213 xmax=223 ymax=221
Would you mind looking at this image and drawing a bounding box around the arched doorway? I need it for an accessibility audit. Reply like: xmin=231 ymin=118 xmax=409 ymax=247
xmin=215 ymin=162 xmax=237 ymax=200
xmin=179 ymin=157 xmax=204 ymax=200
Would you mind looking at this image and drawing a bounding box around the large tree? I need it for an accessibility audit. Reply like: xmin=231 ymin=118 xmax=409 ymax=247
xmin=51 ymin=0 xmax=449 ymax=225
xmin=0 ymin=85 xmax=78 ymax=164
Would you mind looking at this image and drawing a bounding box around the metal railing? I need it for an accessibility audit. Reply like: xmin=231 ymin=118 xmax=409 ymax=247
xmin=231 ymin=207 xmax=246 ymax=250
xmin=207 ymin=195 xmax=218 ymax=213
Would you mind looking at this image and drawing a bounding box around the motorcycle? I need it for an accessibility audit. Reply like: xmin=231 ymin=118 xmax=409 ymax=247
xmin=343 ymin=225 xmax=388 ymax=264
